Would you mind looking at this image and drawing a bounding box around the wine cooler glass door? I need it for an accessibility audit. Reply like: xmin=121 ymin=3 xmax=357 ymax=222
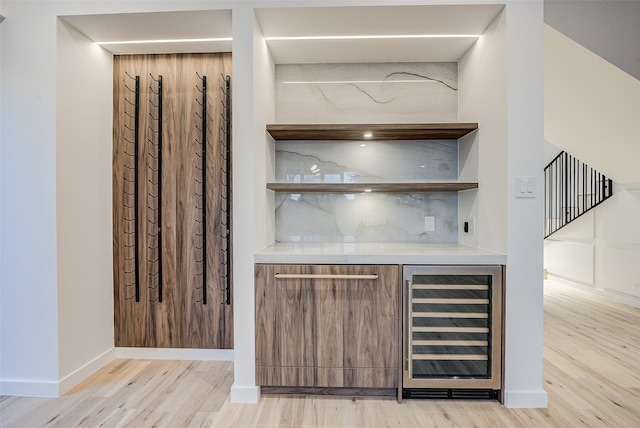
xmin=403 ymin=265 xmax=502 ymax=389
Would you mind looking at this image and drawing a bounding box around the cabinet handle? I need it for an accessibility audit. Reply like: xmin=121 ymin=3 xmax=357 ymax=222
xmin=404 ymin=279 xmax=411 ymax=376
xmin=274 ymin=273 xmax=378 ymax=280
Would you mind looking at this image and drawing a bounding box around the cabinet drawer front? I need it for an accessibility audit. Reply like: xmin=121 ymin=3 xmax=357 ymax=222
xmin=344 ymin=368 xmax=397 ymax=388
xmin=255 ymin=264 xmax=400 ymax=388
xmin=256 ymin=366 xmax=315 ymax=387
xmin=257 ymin=366 xmax=397 ymax=388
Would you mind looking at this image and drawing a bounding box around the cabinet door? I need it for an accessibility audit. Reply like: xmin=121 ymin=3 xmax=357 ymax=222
xmin=343 ymin=265 xmax=399 ymax=387
xmin=255 ymin=264 xmax=342 ymax=383
xmin=255 ymin=264 xmax=399 ymax=388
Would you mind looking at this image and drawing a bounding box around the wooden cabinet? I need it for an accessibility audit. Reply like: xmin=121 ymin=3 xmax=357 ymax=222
xmin=255 ymin=264 xmax=399 ymax=389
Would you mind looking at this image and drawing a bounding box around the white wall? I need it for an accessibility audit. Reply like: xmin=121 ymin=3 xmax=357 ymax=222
xmin=459 ymin=2 xmax=547 ymax=408
xmin=0 ymin=1 xmax=61 ymax=396
xmin=545 ymin=211 xmax=595 ymax=285
xmin=545 ymin=25 xmax=640 ymax=184
xmin=56 ymin=18 xmax=115 ymax=394
xmin=229 ymin=3 xmax=276 ymax=403
xmin=253 ymin=14 xmax=276 ymax=252
xmin=458 ymin=8 xmax=508 ymax=253
xmin=1 ymin=0 xmax=547 ymax=408
xmin=544 ymin=23 xmax=640 ymax=309
xmin=0 ymin=0 xmax=235 ymax=397
xmin=502 ymin=1 xmax=546 ymax=407
xmin=0 ymin=5 xmax=4 ymax=393
xmin=544 ymin=0 xmax=640 ymax=82
xmin=545 ymin=184 xmax=640 ymax=308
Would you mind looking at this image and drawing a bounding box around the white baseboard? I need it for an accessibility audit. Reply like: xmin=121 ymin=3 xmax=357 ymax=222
xmin=0 ymin=379 xmax=60 ymax=398
xmin=1 ymin=348 xmax=233 ymax=398
xmin=230 ymin=384 xmax=260 ymax=403
xmin=503 ymin=389 xmax=548 ymax=408
xmin=547 ymin=275 xmax=640 ymax=309
xmin=59 ymin=347 xmax=116 ymax=395
xmin=115 ymin=347 xmax=233 ymax=361
xmin=0 ymin=348 xmax=115 ymax=397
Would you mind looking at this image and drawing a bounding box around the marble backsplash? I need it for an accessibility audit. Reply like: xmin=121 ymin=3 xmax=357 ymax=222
xmin=275 ymin=62 xmax=458 ymax=124
xmin=276 ymin=140 xmax=458 ymax=183
xmin=275 ymin=192 xmax=458 ymax=243
xmin=273 ymin=62 xmax=460 ymax=243
xmin=275 ymin=140 xmax=459 ymax=243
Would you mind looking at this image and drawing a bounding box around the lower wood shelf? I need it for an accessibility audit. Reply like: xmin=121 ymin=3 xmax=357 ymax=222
xmin=266 ymin=182 xmax=478 ymax=193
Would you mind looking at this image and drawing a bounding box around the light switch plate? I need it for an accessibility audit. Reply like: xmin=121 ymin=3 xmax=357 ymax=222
xmin=516 ymin=176 xmax=537 ymax=198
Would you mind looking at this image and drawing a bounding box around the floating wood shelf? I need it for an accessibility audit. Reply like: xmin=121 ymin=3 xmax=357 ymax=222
xmin=266 ymin=123 xmax=478 ymax=141
xmin=266 ymin=182 xmax=478 ymax=193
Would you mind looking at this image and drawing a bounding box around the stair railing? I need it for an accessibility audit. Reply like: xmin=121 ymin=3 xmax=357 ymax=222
xmin=544 ymin=151 xmax=613 ymax=238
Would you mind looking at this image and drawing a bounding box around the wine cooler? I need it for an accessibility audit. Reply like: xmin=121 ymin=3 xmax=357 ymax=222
xmin=403 ymin=265 xmax=503 ymax=392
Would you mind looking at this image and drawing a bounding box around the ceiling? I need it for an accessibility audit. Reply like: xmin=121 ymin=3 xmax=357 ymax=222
xmin=61 ymin=10 xmax=232 ymax=55
xmin=61 ymin=5 xmax=503 ymax=62
xmin=256 ymin=5 xmax=504 ymax=63
xmin=544 ymin=0 xmax=640 ymax=81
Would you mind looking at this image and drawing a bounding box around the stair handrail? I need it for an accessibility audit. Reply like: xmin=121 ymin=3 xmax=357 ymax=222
xmin=544 ymin=151 xmax=613 ymax=238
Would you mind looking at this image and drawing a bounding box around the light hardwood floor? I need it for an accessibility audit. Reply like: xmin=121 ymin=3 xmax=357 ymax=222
xmin=2 ymin=281 xmax=639 ymax=427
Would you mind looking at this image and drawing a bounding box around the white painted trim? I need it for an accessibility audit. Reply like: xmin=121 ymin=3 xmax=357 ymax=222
xmin=0 ymin=379 xmax=60 ymax=398
xmin=230 ymin=383 xmax=260 ymax=403
xmin=115 ymin=347 xmax=234 ymax=361
xmin=1 ymin=348 xmax=233 ymax=397
xmin=0 ymin=348 xmax=116 ymax=397
xmin=58 ymin=347 xmax=116 ymax=395
xmin=547 ymin=275 xmax=640 ymax=309
xmin=503 ymin=389 xmax=548 ymax=408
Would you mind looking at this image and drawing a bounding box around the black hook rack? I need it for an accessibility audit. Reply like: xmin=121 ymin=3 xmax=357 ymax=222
xmin=195 ymin=73 xmax=208 ymax=305
xmin=220 ymin=74 xmax=231 ymax=306
xmin=122 ymin=72 xmax=140 ymax=302
xmin=147 ymin=73 xmax=163 ymax=303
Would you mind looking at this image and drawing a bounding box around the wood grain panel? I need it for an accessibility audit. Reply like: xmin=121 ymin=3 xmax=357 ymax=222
xmin=313 ymin=267 xmax=344 ymax=370
xmin=317 ymin=368 xmax=397 ymax=388
xmin=255 ymin=367 xmax=398 ymax=389
xmin=113 ymin=53 xmax=232 ymax=349
xmin=254 ymin=264 xmax=399 ymax=389
xmin=315 ymin=368 xmax=345 ymax=387
xmin=255 ymin=265 xmax=280 ymax=367
xmin=266 ymin=123 xmax=478 ymax=141
xmin=153 ymin=53 xmax=179 ymax=349
xmin=260 ymin=386 xmax=397 ymax=397
xmin=173 ymin=53 xmax=233 ymax=349
xmin=256 ymin=366 xmax=316 ymax=387
xmin=345 ymin=368 xmax=398 ymax=388
xmin=344 ymin=265 xmax=399 ymax=371
xmin=113 ymin=54 xmax=153 ymax=347
xmin=266 ymin=182 xmax=478 ymax=193
xmin=280 ymin=270 xmax=316 ymax=368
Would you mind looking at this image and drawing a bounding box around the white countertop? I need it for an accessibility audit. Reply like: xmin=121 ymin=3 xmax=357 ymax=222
xmin=255 ymin=242 xmax=506 ymax=265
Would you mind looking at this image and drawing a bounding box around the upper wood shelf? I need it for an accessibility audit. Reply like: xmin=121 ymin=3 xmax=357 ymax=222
xmin=266 ymin=182 xmax=478 ymax=193
xmin=266 ymin=123 xmax=478 ymax=141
